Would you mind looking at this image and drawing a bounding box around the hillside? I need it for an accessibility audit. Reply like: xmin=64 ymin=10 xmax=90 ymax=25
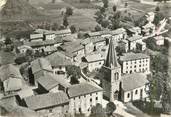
xmin=0 ymin=0 xmax=43 ymax=21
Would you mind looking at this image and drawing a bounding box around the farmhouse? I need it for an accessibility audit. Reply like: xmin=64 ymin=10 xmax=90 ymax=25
xmin=67 ymin=83 xmax=103 ymax=114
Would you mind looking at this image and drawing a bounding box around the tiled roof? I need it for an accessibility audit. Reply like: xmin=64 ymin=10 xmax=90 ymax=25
xmin=88 ymin=28 xmax=126 ymax=37
xmin=119 ymin=52 xmax=150 ymax=61
xmin=60 ymin=41 xmax=84 ymax=53
xmin=35 ymin=29 xmax=71 ymax=35
xmin=34 ymin=29 xmax=55 ymax=35
xmin=51 ymin=74 xmax=71 ymax=88
xmin=85 ymin=53 xmax=105 ymax=63
xmin=127 ymin=35 xmax=142 ymax=42
xmin=37 ymin=74 xmax=59 ymax=91
xmin=0 ymin=64 xmax=22 ymax=82
xmin=105 ymin=39 xmax=120 ymax=68
xmin=24 ymin=92 xmax=69 ymax=110
xmin=31 ymin=58 xmax=52 ymax=74
xmin=128 ymin=27 xmax=141 ymax=33
xmin=25 ymin=39 xmax=62 ymax=47
xmin=54 ymin=29 xmax=71 ymax=35
xmin=3 ymin=78 xmax=22 ymax=92
xmin=30 ymin=33 xmax=43 ymax=39
xmin=67 ymin=83 xmax=103 ymax=98
xmin=122 ymin=73 xmax=149 ymax=91
xmin=46 ymin=52 xmax=72 ymax=67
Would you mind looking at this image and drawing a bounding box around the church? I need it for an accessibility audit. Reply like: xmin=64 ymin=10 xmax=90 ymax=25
xmin=101 ymin=39 xmax=149 ymax=102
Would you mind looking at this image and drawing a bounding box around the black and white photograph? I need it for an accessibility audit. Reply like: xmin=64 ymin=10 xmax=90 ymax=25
xmin=0 ymin=0 xmax=171 ymax=117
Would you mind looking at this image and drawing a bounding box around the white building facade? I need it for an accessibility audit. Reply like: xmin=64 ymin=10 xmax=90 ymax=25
xmin=119 ymin=52 xmax=150 ymax=74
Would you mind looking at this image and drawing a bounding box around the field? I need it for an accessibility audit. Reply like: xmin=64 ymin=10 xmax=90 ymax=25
xmin=31 ymin=0 xmax=99 ymax=31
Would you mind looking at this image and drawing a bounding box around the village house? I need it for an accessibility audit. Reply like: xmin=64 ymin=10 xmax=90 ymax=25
xmin=23 ymin=92 xmax=69 ymax=116
xmin=46 ymin=52 xmax=73 ymax=75
xmin=54 ymin=29 xmax=71 ymax=37
xmin=35 ymin=73 xmax=71 ymax=94
xmin=0 ymin=64 xmax=22 ymax=95
xmin=110 ymin=28 xmax=127 ymax=42
xmin=127 ymin=27 xmax=141 ymax=37
xmin=29 ymin=33 xmax=44 ymax=42
xmin=30 ymin=58 xmax=53 ymax=85
xmin=119 ymin=52 xmax=150 ymax=74
xmin=153 ymin=36 xmax=165 ymax=46
xmin=117 ymin=40 xmax=129 ymax=53
xmin=36 ymin=75 xmax=60 ymax=94
xmin=34 ymin=29 xmax=56 ymax=40
xmin=83 ymin=53 xmax=105 ymax=72
xmin=59 ymin=41 xmax=85 ymax=63
xmin=17 ymin=45 xmax=32 ymax=54
xmin=127 ymin=35 xmax=146 ymax=51
xmin=88 ymin=28 xmax=127 ymax=42
xmin=67 ymin=83 xmax=103 ymax=114
xmin=142 ymin=22 xmax=156 ymax=36
xmin=121 ymin=73 xmax=149 ymax=102
xmin=25 ymin=38 xmax=63 ymax=55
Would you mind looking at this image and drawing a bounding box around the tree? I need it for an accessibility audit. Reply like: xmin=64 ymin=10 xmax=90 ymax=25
xmin=106 ymin=102 xmax=116 ymax=116
xmin=155 ymin=6 xmax=160 ymax=12
xmin=52 ymin=0 xmax=56 ymax=3
xmin=144 ymin=38 xmax=157 ymax=51
xmin=25 ymin=49 xmax=34 ymax=62
xmin=70 ymin=25 xmax=77 ymax=33
xmin=90 ymin=103 xmax=107 ymax=117
xmin=66 ymin=65 xmax=81 ymax=84
xmin=70 ymin=76 xmax=79 ymax=85
xmin=94 ymin=10 xmax=105 ymax=24
xmin=101 ymin=20 xmax=110 ymax=28
xmin=161 ymin=74 xmax=171 ymax=113
xmin=65 ymin=7 xmax=73 ymax=16
xmin=134 ymin=15 xmax=147 ymax=27
xmin=153 ymin=12 xmax=165 ymax=25
xmin=112 ymin=5 xmax=117 ymax=12
xmin=102 ymin=0 xmax=108 ymax=8
xmin=95 ymin=25 xmax=102 ymax=31
xmin=15 ymin=56 xmax=27 ymax=65
xmin=52 ymin=23 xmax=59 ymax=31
xmin=116 ymin=46 xmax=125 ymax=56
xmin=63 ymin=16 xmax=69 ymax=28
xmin=4 ymin=37 xmax=12 ymax=45
xmin=100 ymin=7 xmax=106 ymax=14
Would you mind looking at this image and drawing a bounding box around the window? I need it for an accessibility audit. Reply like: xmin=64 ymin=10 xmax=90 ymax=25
xmin=49 ymin=109 xmax=52 ymax=113
xmin=134 ymin=65 xmax=136 ymax=68
xmin=90 ymin=98 xmax=92 ymax=102
xmin=96 ymin=97 xmax=98 ymax=100
xmin=139 ymin=65 xmax=141 ymax=67
xmin=127 ymin=93 xmax=130 ymax=98
xmin=126 ymin=62 xmax=128 ymax=65
xmin=99 ymin=62 xmax=101 ymax=65
xmin=135 ymin=90 xmax=138 ymax=94
xmin=126 ymin=71 xmax=128 ymax=73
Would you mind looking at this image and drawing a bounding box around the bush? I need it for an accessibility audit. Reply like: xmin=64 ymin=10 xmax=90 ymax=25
xmin=15 ymin=56 xmax=27 ymax=65
xmin=70 ymin=25 xmax=77 ymax=33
